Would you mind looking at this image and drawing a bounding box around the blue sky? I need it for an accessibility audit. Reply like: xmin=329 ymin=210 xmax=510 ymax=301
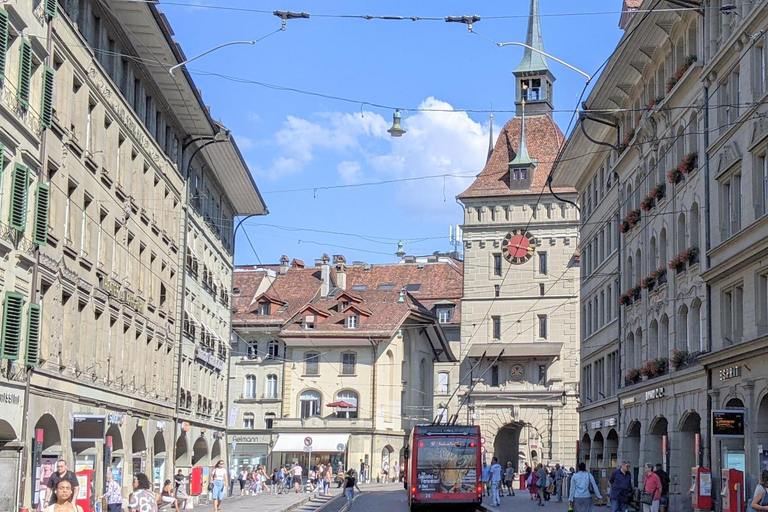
xmin=160 ymin=0 xmax=624 ymax=265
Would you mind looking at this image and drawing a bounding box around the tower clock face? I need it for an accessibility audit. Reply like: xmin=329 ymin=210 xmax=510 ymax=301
xmin=501 ymin=229 xmax=537 ymax=264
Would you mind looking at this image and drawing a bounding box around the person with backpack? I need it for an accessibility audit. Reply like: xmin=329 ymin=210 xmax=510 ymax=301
xmin=569 ymin=462 xmax=602 ymax=512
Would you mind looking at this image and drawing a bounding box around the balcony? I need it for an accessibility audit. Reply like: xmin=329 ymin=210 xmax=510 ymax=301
xmin=272 ymin=417 xmax=373 ymax=429
xmin=0 ymin=81 xmax=45 ymax=139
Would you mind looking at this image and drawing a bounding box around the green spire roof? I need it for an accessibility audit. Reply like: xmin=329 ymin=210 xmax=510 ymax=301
xmin=514 ymin=0 xmax=549 ymax=75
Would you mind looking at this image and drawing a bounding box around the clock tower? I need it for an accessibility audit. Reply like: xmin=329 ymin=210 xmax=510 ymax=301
xmin=438 ymin=0 xmax=581 ymax=470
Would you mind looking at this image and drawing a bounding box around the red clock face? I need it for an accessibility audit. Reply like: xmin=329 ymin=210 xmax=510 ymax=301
xmin=501 ymin=230 xmax=537 ymax=264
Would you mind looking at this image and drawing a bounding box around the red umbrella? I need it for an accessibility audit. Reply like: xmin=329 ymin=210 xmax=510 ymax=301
xmin=326 ymin=401 xmax=355 ymax=408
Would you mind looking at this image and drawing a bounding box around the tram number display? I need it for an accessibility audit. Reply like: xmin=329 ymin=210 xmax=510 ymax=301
xmin=416 ymin=438 xmax=477 ymax=493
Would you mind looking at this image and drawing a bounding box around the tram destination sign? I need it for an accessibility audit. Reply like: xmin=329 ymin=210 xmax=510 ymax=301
xmin=712 ymin=409 xmax=745 ymax=438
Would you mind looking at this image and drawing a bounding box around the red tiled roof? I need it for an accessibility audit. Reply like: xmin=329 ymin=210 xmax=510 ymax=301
xmin=232 ymin=267 xmax=322 ymax=325
xmin=458 ymin=114 xmax=574 ymax=199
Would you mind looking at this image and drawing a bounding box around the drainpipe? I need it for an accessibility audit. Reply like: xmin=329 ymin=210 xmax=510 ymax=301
xmin=369 ymin=338 xmax=379 ymax=478
xmin=615 ymin=172 xmax=624 ymax=456
xmin=703 ymin=75 xmax=713 ymax=478
xmin=18 ymin=12 xmax=56 ymax=510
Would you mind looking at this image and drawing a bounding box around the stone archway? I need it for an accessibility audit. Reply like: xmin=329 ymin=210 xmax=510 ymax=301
xmin=593 ymin=431 xmax=605 ymax=467
xmin=0 ymin=420 xmax=17 ymax=444
xmin=626 ymin=421 xmax=641 ymax=485
xmin=605 ymin=429 xmax=619 ymax=468
xmin=175 ymin=434 xmax=190 ymax=466
xmin=211 ymin=439 xmax=222 ymax=463
xmin=34 ymin=414 xmax=61 ymax=453
xmin=153 ymin=432 xmax=167 ymax=490
xmin=679 ymin=411 xmax=701 ymax=512
xmin=493 ymin=423 xmax=523 ymax=469
xmin=580 ymin=433 xmax=591 ymax=467
xmin=132 ymin=427 xmax=147 ymax=455
xmin=647 ymin=417 xmax=668 ymax=469
xmin=192 ymin=436 xmax=209 ymax=467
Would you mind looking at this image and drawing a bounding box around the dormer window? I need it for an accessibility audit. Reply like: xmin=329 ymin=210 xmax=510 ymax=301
xmin=513 ymin=168 xmax=528 ymax=180
xmin=438 ymin=308 xmax=453 ymax=324
xmin=258 ymin=302 xmax=269 ymax=316
xmin=340 ymin=301 xmax=350 ymax=310
xmin=346 ymin=315 xmax=359 ymax=329
xmin=303 ymin=315 xmax=316 ymax=329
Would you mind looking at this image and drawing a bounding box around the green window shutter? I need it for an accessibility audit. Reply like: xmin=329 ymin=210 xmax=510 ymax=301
xmin=18 ymin=39 xmax=32 ymax=109
xmin=25 ymin=303 xmax=41 ymax=366
xmin=0 ymin=292 xmax=24 ymax=361
xmin=44 ymin=0 xmax=58 ymax=19
xmin=0 ymin=10 xmax=8 ymax=83
xmin=33 ymin=182 xmax=49 ymax=245
xmin=41 ymin=66 xmax=54 ymax=128
xmin=9 ymin=164 xmax=29 ymax=232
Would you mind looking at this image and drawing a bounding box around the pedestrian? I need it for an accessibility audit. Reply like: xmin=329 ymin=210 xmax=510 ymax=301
xmin=359 ymin=459 xmax=366 ymax=484
xmin=128 ymin=473 xmax=157 ymax=512
xmin=160 ymin=480 xmax=178 ymax=511
xmin=45 ymin=479 xmax=84 ymax=512
xmin=525 ymin=464 xmax=535 ymax=500
xmin=293 ymin=462 xmax=303 ymax=493
xmin=46 ymin=460 xmax=80 ymax=505
xmin=505 ymin=461 xmax=516 ymax=496
xmin=654 ymin=464 xmax=670 ymax=512
xmin=260 ymin=466 xmax=271 ymax=494
xmin=748 ymin=470 xmax=768 ymax=512
xmin=343 ymin=470 xmax=362 ymax=511
xmin=536 ymin=463 xmax=548 ymax=506
xmin=555 ymin=463 xmax=565 ymax=502
xmin=381 ymin=462 xmax=389 ymax=484
xmin=271 ymin=469 xmax=279 ymax=495
xmin=481 ymin=461 xmax=491 ymax=496
xmin=569 ymin=462 xmax=602 ymax=512
xmin=641 ymin=463 xmax=662 ymax=512
xmin=228 ymin=466 xmax=237 ymax=497
xmin=393 ymin=461 xmax=400 ymax=483
xmin=100 ymin=471 xmax=123 ymax=512
xmin=608 ymin=460 xmax=634 ymax=512
xmin=324 ymin=462 xmax=333 ymax=496
xmin=490 ymin=457 xmax=503 ymax=506
xmin=238 ymin=468 xmax=247 ymax=496
xmin=174 ymin=473 xmax=189 ymax=511
xmin=209 ymin=460 xmax=229 ymax=512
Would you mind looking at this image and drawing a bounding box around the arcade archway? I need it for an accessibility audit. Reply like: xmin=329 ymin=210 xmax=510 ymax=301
xmin=175 ymin=434 xmax=190 ymax=466
xmin=647 ymin=416 xmax=668 ymax=468
xmin=34 ymin=414 xmax=61 ymax=453
xmin=493 ymin=423 xmax=522 ymax=468
xmin=192 ymin=436 xmax=209 ymax=466
xmin=580 ymin=433 xmax=591 ymax=467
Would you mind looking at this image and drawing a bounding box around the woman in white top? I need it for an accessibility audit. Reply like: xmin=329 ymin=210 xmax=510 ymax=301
xmin=210 ymin=460 xmax=229 ymax=512
xmin=749 ymin=471 xmax=768 ymax=512
xmin=46 ymin=479 xmax=83 ymax=512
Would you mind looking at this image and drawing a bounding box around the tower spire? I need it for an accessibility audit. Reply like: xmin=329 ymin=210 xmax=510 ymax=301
xmin=514 ymin=0 xmax=549 ymax=74
xmin=487 ymin=113 xmax=494 ymax=164
xmin=509 ymin=100 xmax=533 ymax=167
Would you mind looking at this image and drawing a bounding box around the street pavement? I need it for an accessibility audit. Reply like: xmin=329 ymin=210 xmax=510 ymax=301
xmin=183 ymin=487 xmax=336 ymax=512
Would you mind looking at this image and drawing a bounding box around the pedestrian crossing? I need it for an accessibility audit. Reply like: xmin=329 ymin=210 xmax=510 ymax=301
xmin=290 ymin=493 xmax=336 ymax=512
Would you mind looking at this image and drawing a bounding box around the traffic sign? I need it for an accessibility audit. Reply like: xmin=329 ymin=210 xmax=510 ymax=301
xmin=480 ymin=437 xmax=486 ymax=444
xmin=304 ymin=437 xmax=313 ymax=447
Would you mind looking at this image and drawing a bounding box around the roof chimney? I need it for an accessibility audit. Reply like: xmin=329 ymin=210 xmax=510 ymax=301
xmin=334 ymin=255 xmax=347 ymax=290
xmin=291 ymin=258 xmax=305 ymax=269
xmin=279 ymin=255 xmax=289 ymax=275
xmin=320 ymin=254 xmax=331 ymax=297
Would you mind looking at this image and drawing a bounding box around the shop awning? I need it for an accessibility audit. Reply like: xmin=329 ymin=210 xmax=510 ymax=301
xmin=467 ymin=342 xmax=563 ymax=359
xmin=272 ymin=433 xmax=350 ymax=453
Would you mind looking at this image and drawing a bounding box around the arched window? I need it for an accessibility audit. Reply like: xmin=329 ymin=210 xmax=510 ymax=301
xmin=660 ymin=315 xmax=670 ymax=359
xmin=265 ymin=374 xmax=278 ymax=399
xmin=626 ymin=184 xmax=633 ymax=215
xmin=649 ymin=320 xmax=659 ymax=359
xmin=264 ymin=413 xmax=275 ymax=430
xmin=243 ymin=413 xmax=254 ymax=429
xmin=244 ymin=375 xmax=256 ymax=399
xmin=690 ymin=299 xmax=703 ymax=352
xmin=299 ymin=391 xmax=322 ymax=418
xmin=635 ymin=248 xmax=642 ymax=285
xmin=690 ymin=203 xmax=700 ymax=250
xmin=634 ymin=175 xmax=643 ymax=210
xmin=660 ymin=228 xmax=668 ymax=267
xmin=677 ymin=304 xmax=689 ymax=351
xmin=437 ymin=372 xmax=449 ymax=394
xmin=649 ymin=236 xmax=658 ymax=272
xmin=676 ymin=126 xmax=685 ymax=167
xmin=627 ymin=256 xmax=634 ymax=290
xmin=335 ymin=390 xmax=359 ymax=419
xmin=267 ymin=340 xmax=280 ymax=360
xmin=688 ymin=23 xmax=698 ymax=58
xmin=688 ymin=113 xmax=698 ymax=156
xmin=635 ymin=329 xmax=643 ymax=371
xmin=677 ymin=213 xmax=687 ymax=254
xmin=626 ymin=332 xmax=635 ymax=370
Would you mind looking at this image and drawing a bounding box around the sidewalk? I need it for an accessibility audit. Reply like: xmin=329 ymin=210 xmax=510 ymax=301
xmin=479 ymin=491 xmax=571 ymax=512
xmin=185 ymin=488 xmax=330 ymax=512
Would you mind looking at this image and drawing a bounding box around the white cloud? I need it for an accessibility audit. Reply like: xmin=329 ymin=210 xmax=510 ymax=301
xmin=236 ymin=136 xmax=255 ymax=151
xmin=337 ymin=161 xmax=363 ymax=184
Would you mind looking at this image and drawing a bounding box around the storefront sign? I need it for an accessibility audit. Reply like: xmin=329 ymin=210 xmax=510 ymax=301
xmin=0 ymin=392 xmax=21 ymax=405
xmin=645 ymin=388 xmax=665 ymax=401
xmin=719 ymin=366 xmax=741 ymax=381
xmin=136 ymin=418 xmax=147 ymax=428
xmin=101 ymin=280 xmax=145 ymax=313
xmin=108 ymin=413 xmax=125 ymax=426
xmin=232 ymin=436 xmax=267 ymax=444
xmin=591 ymin=421 xmax=603 ymax=429
xmin=713 ymin=409 xmax=745 ymax=438
xmin=605 ymin=417 xmax=617 ymax=427
xmin=156 ymin=421 xmax=166 ymax=431
xmin=621 ymin=397 xmax=637 ymax=406
xmin=195 ymin=348 xmax=225 ymax=372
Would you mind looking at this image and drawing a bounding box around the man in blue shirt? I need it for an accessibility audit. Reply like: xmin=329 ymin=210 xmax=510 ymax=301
xmin=490 ymin=457 xmax=503 ymax=506
xmin=481 ymin=462 xmax=491 ymax=496
xmin=608 ymin=460 xmax=634 ymax=512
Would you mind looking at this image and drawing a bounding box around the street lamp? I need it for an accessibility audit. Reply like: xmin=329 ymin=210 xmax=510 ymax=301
xmin=493 ymin=40 xmax=591 ymax=82
xmin=387 ymin=109 xmax=406 ymax=138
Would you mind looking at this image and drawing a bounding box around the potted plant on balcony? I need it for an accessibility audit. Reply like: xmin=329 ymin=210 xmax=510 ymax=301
xmin=651 ymin=266 xmax=668 ymax=286
xmin=668 ymin=168 xmax=684 ymax=185
xmin=631 ymin=285 xmax=642 ymax=301
xmin=626 ymin=368 xmax=641 ymax=384
xmin=681 ymin=152 xmax=698 ymax=174
xmin=641 ymin=274 xmax=656 ymax=291
xmin=668 ymin=253 xmax=687 ymax=272
xmin=650 ymin=183 xmax=666 ymax=201
xmin=671 ymin=349 xmax=689 ymax=370
xmin=652 ymin=357 xmax=669 ymax=376
xmin=619 ymin=219 xmax=631 ymax=234
xmin=641 ymin=195 xmax=655 ymax=212
xmin=626 ymin=209 xmax=641 ymax=228
xmin=619 ymin=292 xmax=632 ymax=307
xmin=682 ymin=246 xmax=700 ymax=265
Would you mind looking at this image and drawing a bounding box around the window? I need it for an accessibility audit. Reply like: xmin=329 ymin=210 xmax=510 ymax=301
xmin=341 ymin=352 xmax=356 ymax=375
xmin=495 ymin=284 xmax=500 ymax=297
xmin=438 ymin=308 xmax=452 ymax=324
xmin=300 ymin=391 xmax=322 ymax=418
xmin=267 ymin=340 xmax=279 ymax=359
xmin=243 ymin=413 xmax=254 ymax=429
xmin=378 ymin=284 xmax=395 ymax=290
xmin=756 ymin=154 xmax=768 ymax=218
xmin=405 ymin=283 xmax=422 ymax=292
xmin=493 ymin=254 xmax=502 ymax=276
xmin=538 ymin=364 xmax=547 ymax=386
xmin=335 ymin=391 xmax=358 ymax=419
xmin=607 ymin=352 xmax=618 ymax=395
xmin=437 ymin=372 xmax=449 ymax=394
xmin=722 ymin=284 xmax=744 ymax=345
xmin=538 ymin=252 xmax=548 ymax=275
xmin=346 ymin=315 xmax=359 ymax=329
xmin=305 ymin=352 xmax=319 ymax=375
xmin=720 ymin=171 xmax=742 ymax=239
xmin=512 ymin=168 xmax=528 ymax=180
xmin=264 ymin=413 xmax=275 ymax=430
xmin=606 ymin=285 xmax=612 ymax=321
xmin=258 ymin=302 xmax=269 ymax=316
xmin=351 ymin=285 xmax=367 ymax=291
xmin=539 ymin=283 xmax=545 ymax=296
xmin=760 ymin=272 xmax=768 ymax=336
xmin=244 ymin=375 xmax=256 ymax=399
xmin=265 ymin=374 xmax=278 ymax=399
xmin=436 ymin=407 xmax=448 ymax=423
xmin=492 ymin=316 xmax=501 ymax=340
xmin=521 ymin=78 xmax=542 ymax=100
xmin=490 ymin=365 xmax=499 ymax=387
xmin=538 ymin=315 xmax=548 ymax=339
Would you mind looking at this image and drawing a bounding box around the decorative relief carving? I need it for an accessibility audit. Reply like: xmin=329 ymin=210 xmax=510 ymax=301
xmin=717 ymin=142 xmax=742 ymax=176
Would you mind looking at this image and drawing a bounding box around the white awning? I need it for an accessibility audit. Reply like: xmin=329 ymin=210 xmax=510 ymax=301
xmin=271 ymin=433 xmax=350 ymax=453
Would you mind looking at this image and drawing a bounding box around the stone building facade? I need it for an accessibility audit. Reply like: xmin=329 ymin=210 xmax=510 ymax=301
xmin=453 ymin=0 xmax=580 ymax=471
xmin=229 ymin=255 xmax=458 ymax=479
xmin=0 ymin=1 xmax=264 ymax=510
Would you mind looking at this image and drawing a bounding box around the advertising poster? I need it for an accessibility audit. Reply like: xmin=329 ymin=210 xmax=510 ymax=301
xmin=34 ymin=457 xmax=57 ymax=511
xmin=416 ymin=438 xmax=477 ymax=493
xmin=725 ymin=453 xmax=746 ymax=473
xmin=760 ymin=450 xmax=768 ymax=472
xmin=111 ymin=466 xmax=123 ymax=487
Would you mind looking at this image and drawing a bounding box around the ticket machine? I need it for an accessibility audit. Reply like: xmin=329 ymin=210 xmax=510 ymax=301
xmin=75 ymin=469 xmax=96 ymax=512
xmin=690 ymin=467 xmax=712 ymax=511
xmin=721 ymin=468 xmax=744 ymax=512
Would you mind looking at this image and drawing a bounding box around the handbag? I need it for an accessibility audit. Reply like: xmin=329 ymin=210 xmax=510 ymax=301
xmin=641 ymin=491 xmax=655 ymax=505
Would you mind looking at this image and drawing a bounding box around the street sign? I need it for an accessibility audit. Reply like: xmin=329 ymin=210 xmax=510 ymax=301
xmin=304 ymin=437 xmax=313 ymax=447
